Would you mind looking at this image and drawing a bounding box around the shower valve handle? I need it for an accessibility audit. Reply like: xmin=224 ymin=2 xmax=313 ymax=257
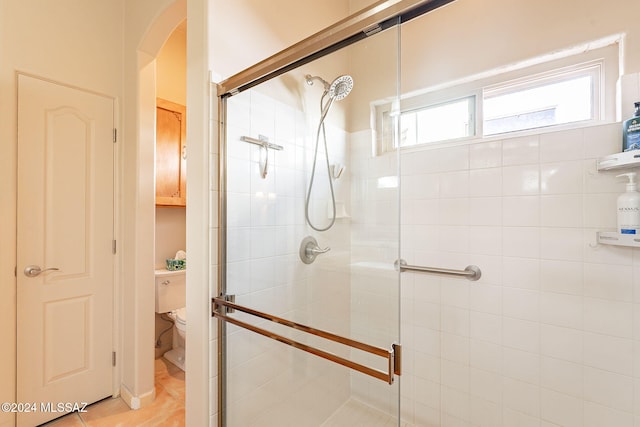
xmin=299 ymin=236 xmax=331 ymax=264
xmin=308 ymin=245 xmax=330 ymax=255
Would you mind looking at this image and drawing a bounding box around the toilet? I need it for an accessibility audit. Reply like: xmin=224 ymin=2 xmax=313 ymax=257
xmin=155 ymin=269 xmax=186 ymax=371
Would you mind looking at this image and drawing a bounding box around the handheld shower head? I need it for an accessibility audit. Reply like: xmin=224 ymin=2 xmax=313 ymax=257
xmin=305 ymin=74 xmax=354 ymax=101
xmin=328 ymin=75 xmax=353 ymax=101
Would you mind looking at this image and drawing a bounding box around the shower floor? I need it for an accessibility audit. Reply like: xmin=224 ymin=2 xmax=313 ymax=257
xmin=321 ymin=399 xmax=412 ymax=427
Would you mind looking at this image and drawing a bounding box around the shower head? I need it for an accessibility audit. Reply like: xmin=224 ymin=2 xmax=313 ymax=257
xmin=328 ymin=75 xmax=353 ymax=101
xmin=305 ymin=74 xmax=354 ymax=101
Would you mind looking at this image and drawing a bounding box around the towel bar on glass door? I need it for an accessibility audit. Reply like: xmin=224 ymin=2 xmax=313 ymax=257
xmin=395 ymin=259 xmax=481 ymax=281
xmin=212 ymin=296 xmax=401 ymax=384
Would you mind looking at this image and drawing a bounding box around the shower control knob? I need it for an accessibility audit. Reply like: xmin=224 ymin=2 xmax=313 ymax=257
xmin=299 ymin=236 xmax=331 ymax=264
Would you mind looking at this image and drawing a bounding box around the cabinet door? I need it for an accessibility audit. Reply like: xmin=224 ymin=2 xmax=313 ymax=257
xmin=156 ymin=99 xmax=186 ymax=206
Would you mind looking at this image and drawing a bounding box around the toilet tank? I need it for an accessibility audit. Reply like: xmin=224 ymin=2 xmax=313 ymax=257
xmin=155 ymin=269 xmax=186 ymax=313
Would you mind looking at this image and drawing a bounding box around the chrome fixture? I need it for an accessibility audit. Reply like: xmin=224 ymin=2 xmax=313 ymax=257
xmin=23 ymin=265 xmax=60 ymax=277
xmin=212 ymin=296 xmax=401 ymax=384
xmin=394 ymin=259 xmax=482 ymax=281
xmin=240 ymin=135 xmax=283 ymax=179
xmin=304 ymin=74 xmax=354 ymax=232
xmin=299 ymin=236 xmax=330 ymax=264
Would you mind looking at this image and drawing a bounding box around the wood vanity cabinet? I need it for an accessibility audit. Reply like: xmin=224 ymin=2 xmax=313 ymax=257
xmin=156 ymin=98 xmax=186 ymax=207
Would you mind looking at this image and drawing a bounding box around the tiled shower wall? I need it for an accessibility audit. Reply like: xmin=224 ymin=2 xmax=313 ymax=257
xmin=398 ymin=122 xmax=640 ymax=426
xmin=220 ymin=88 xmax=354 ymax=425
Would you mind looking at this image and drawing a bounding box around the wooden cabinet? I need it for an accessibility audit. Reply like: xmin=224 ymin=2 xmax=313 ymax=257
xmin=156 ymin=98 xmax=186 ymax=206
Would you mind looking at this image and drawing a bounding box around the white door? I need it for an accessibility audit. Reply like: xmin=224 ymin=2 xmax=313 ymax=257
xmin=16 ymin=74 xmax=115 ymax=426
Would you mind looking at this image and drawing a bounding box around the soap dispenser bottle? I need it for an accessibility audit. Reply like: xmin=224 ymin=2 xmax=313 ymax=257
xmin=617 ymin=172 xmax=640 ymax=235
xmin=623 ymin=102 xmax=640 ymax=151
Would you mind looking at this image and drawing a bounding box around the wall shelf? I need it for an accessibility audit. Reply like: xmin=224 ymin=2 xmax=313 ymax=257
xmin=597 ymin=231 xmax=640 ymax=247
xmin=597 ymin=151 xmax=640 ymax=171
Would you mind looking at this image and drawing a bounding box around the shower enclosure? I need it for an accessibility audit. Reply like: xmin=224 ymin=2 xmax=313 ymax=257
xmin=215 ymin=1 xmax=457 ymax=426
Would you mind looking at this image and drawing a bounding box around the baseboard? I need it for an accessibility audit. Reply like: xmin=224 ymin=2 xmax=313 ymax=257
xmin=120 ymin=384 xmax=156 ymax=410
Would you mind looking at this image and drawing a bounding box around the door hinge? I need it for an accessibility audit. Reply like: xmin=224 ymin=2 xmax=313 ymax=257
xmin=112 ymin=351 xmax=116 ymax=367
xmin=113 ymin=128 xmax=117 ymax=143
xmin=112 ymin=240 xmax=117 ymax=254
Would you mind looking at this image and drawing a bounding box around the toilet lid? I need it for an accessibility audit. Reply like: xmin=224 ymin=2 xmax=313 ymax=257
xmin=175 ymin=307 xmax=186 ymax=325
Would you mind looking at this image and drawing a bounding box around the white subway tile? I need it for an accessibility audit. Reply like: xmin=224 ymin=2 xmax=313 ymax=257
xmin=583 ymin=297 xmax=633 ymax=338
xmin=503 ymin=256 xmax=540 ymax=290
xmin=470 ymin=140 xmax=502 ymax=169
xmin=503 ymin=317 xmax=540 ymax=354
xmin=584 ymin=123 xmax=623 ymax=159
xmin=441 ymin=279 xmax=470 ymax=308
xmin=540 ymin=291 xmax=583 ymax=329
xmin=584 ymin=401 xmax=634 ymax=427
xmin=470 ymin=396 xmax=503 ymax=427
xmin=441 ymin=306 xmax=470 ymax=337
xmin=584 ymin=193 xmax=618 ymax=228
xmin=540 ymin=194 xmax=583 ymax=228
xmin=503 ymin=287 xmax=539 ymax=322
xmin=439 ymin=199 xmax=471 ymax=226
xmin=584 ymin=263 xmax=633 ymax=302
xmin=539 ymin=128 xmax=584 ymax=162
xmin=469 ymin=226 xmax=502 ymax=255
xmin=540 ymin=259 xmax=583 ymax=295
xmin=442 ymin=359 xmax=470 ymax=392
xmin=442 ymin=386 xmax=471 ymax=422
xmin=503 ymin=408 xmax=540 ymax=427
xmin=440 ymin=170 xmax=470 ymax=198
xmin=503 ymin=377 xmax=540 ymax=417
xmin=470 ymin=311 xmax=502 ymax=345
xmin=503 ymin=196 xmax=540 ymax=227
xmin=540 ymin=227 xmax=583 ymax=261
xmin=503 ymin=347 xmax=540 ymax=385
xmin=470 ymin=368 xmax=503 ymax=403
xmin=469 ymin=168 xmax=502 ymax=197
xmin=470 ymin=339 xmax=503 ymax=374
xmin=583 ymin=332 xmax=634 ymax=375
xmin=541 ymin=356 xmax=583 ymax=397
xmin=470 ymin=283 xmax=502 ymax=315
xmin=503 ymin=227 xmax=540 ymax=258
xmin=541 ymin=389 xmax=583 ymax=427
xmin=469 ymin=199 xmax=502 ymax=227
xmin=503 ymin=134 xmax=539 ymax=166
xmin=584 ymin=366 xmax=634 ymax=412
xmin=583 ymin=159 xmax=621 ymax=194
xmin=540 ymin=161 xmax=584 ymax=194
xmin=503 ymin=165 xmax=540 ymax=195
xmin=541 ymin=324 xmax=583 ymax=363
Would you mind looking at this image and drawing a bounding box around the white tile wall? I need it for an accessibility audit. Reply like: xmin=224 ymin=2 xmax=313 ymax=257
xmin=399 ymin=122 xmax=640 ymax=426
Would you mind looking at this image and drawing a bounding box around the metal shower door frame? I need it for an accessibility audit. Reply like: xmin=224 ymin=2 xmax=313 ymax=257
xmin=217 ymin=1 xmax=457 ymax=425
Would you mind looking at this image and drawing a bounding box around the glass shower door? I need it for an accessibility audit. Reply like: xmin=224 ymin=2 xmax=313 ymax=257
xmin=217 ymin=20 xmax=401 ymax=427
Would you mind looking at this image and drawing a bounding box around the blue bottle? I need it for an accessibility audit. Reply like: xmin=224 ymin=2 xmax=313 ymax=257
xmin=623 ymin=102 xmax=640 ymax=152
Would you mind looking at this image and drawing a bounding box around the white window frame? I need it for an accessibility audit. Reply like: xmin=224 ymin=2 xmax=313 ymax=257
xmin=375 ymin=38 xmax=620 ymax=154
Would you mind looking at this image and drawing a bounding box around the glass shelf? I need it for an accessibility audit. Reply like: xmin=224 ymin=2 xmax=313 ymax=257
xmin=597 ymin=151 xmax=640 ymax=171
xmin=597 ymin=231 xmax=640 ymax=247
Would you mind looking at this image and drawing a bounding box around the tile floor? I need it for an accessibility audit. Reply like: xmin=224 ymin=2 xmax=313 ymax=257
xmin=42 ymin=358 xmax=185 ymax=427
xmin=321 ymin=399 xmax=412 ymax=427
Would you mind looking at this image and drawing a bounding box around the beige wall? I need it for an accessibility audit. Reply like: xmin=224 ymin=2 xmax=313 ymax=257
xmin=157 ymin=23 xmax=187 ymax=106
xmin=349 ymin=0 xmax=640 ymax=131
xmin=0 ymin=1 xmax=124 ymax=425
xmin=0 ymin=0 xmax=200 ymax=425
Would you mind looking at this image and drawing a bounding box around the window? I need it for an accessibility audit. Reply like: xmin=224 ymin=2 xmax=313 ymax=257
xmin=377 ymin=40 xmax=619 ymax=153
xmin=483 ymin=64 xmax=600 ymax=136
xmin=400 ymin=96 xmax=475 ymax=147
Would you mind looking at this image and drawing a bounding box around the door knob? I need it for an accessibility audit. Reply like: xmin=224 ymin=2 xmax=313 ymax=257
xmin=24 ymin=265 xmax=60 ymax=277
